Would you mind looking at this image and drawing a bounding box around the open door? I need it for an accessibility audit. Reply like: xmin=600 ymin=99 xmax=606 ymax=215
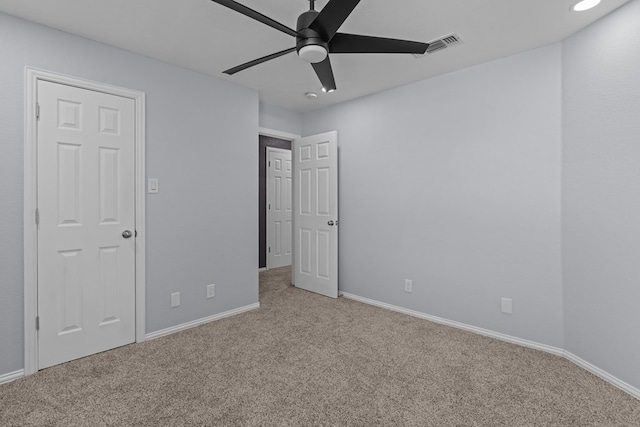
xmin=293 ymin=131 xmax=338 ymax=298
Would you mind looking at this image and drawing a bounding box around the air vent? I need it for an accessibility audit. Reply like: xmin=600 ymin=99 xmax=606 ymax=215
xmin=426 ymin=39 xmax=448 ymax=54
xmin=413 ymin=33 xmax=463 ymax=58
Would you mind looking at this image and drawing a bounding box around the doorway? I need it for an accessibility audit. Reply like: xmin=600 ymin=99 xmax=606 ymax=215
xmin=258 ymin=129 xmax=340 ymax=299
xmin=258 ymin=133 xmax=293 ymax=270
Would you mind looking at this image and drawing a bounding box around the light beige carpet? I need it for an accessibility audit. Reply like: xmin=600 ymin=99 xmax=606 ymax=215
xmin=1 ymin=266 xmax=639 ymax=426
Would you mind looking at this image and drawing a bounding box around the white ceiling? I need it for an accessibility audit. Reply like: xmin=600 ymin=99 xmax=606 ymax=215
xmin=0 ymin=0 xmax=631 ymax=112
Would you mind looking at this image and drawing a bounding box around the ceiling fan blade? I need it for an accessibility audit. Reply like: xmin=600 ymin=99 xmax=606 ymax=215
xmin=329 ymin=33 xmax=429 ymax=54
xmin=223 ymin=47 xmax=296 ymax=75
xmin=309 ymin=0 xmax=361 ymax=41
xmin=311 ymin=56 xmax=337 ymax=92
xmin=210 ymin=0 xmax=298 ymax=37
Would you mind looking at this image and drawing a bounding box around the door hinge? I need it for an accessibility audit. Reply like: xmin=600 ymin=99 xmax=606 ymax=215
xmin=268 ymin=204 xmax=271 ymax=210
xmin=268 ymin=247 xmax=271 ymax=253
xmin=36 ymin=103 xmax=40 ymax=120
xmin=35 ymin=208 xmax=39 ymax=225
xmin=36 ymin=316 xmax=39 ymax=331
xmin=269 ymin=161 xmax=271 ymax=167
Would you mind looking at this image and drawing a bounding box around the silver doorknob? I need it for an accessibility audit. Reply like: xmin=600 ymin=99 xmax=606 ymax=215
xmin=122 ymin=230 xmax=133 ymax=239
xmin=327 ymin=220 xmax=335 ymax=226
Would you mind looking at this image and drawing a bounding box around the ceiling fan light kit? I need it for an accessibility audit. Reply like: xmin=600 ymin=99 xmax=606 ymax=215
xmin=298 ymin=45 xmax=328 ymax=63
xmin=211 ymin=0 xmax=430 ymax=93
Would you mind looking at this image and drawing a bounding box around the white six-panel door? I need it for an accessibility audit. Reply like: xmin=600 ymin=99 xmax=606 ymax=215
xmin=267 ymin=148 xmax=293 ymax=269
xmin=37 ymin=80 xmax=136 ymax=369
xmin=293 ymin=131 xmax=338 ymax=298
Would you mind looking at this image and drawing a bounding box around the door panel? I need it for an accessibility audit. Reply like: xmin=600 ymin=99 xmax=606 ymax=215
xmin=267 ymin=148 xmax=293 ymax=268
xmin=293 ymin=131 xmax=338 ymax=298
xmin=99 ymin=147 xmax=120 ymax=223
xmin=56 ymin=249 xmax=83 ymax=335
xmin=37 ymin=80 xmax=136 ymax=369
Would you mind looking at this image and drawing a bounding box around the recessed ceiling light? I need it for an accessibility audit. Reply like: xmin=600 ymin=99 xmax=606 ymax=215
xmin=572 ymin=0 xmax=601 ymax=12
xmin=305 ymin=91 xmax=318 ymax=99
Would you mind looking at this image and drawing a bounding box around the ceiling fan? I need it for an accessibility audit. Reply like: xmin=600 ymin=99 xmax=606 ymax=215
xmin=210 ymin=0 xmax=430 ymax=92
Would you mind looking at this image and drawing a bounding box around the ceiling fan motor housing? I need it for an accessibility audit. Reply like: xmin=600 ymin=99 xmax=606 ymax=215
xmin=296 ymin=10 xmax=328 ymax=63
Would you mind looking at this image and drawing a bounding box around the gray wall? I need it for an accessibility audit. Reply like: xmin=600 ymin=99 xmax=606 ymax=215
xmin=302 ymin=44 xmax=565 ymax=348
xmin=259 ymin=102 xmax=302 ymax=136
xmin=3 ymin=0 xmax=639 ymax=394
xmin=562 ymin=0 xmax=640 ymax=389
xmin=0 ymin=12 xmax=259 ymax=376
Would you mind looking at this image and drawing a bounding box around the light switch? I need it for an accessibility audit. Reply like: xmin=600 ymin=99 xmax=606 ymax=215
xmin=148 ymin=178 xmax=159 ymax=194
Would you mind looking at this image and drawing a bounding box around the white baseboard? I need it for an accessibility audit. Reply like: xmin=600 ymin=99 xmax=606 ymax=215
xmin=1 ymin=304 xmax=260 ymax=383
xmin=341 ymin=292 xmax=563 ymax=355
xmin=4 ymin=295 xmax=639 ymax=401
xmin=0 ymin=369 xmax=24 ymax=385
xmin=340 ymin=292 xmax=639 ymax=400
xmin=563 ymin=351 xmax=640 ymax=400
xmin=145 ymin=302 xmax=260 ymax=341
xmin=258 ymin=267 xmax=267 ymax=272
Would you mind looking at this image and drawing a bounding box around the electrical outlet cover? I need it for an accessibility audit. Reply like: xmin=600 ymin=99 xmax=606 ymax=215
xmin=501 ymin=297 xmax=512 ymax=314
xmin=171 ymin=292 xmax=180 ymax=308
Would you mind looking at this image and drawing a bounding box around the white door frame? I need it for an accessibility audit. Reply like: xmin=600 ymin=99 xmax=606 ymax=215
xmin=266 ymin=147 xmax=292 ymax=269
xmin=23 ymin=67 xmax=146 ymax=375
xmin=259 ymin=128 xmax=300 ymax=141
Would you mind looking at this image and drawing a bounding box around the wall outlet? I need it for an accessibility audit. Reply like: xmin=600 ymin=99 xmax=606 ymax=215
xmin=171 ymin=292 xmax=180 ymax=308
xmin=404 ymin=279 xmax=413 ymax=293
xmin=501 ymin=297 xmax=512 ymax=314
xmin=207 ymin=284 xmax=215 ymax=299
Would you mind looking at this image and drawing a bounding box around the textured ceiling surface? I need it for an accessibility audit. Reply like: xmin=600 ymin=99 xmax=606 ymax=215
xmin=0 ymin=0 xmax=631 ymax=111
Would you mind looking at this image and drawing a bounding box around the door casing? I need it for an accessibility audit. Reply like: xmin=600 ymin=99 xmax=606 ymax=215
xmin=23 ymin=68 xmax=146 ymax=375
